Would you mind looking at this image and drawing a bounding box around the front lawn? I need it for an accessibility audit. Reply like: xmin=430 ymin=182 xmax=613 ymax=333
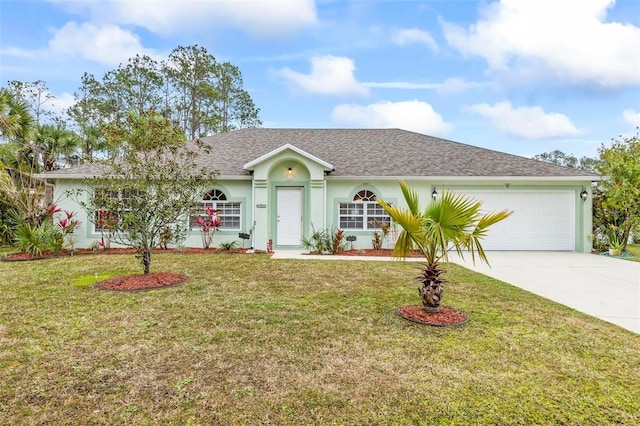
xmin=625 ymin=243 xmax=640 ymax=261
xmin=1 ymin=253 xmax=638 ymax=424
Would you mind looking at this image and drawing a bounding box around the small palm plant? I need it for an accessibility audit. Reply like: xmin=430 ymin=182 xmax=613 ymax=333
xmin=378 ymin=181 xmax=512 ymax=312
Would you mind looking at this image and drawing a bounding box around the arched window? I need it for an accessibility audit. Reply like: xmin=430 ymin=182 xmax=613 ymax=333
xmin=353 ymin=189 xmax=376 ymax=202
xmin=191 ymin=189 xmax=241 ymax=230
xmin=204 ymin=189 xmax=227 ymax=202
xmin=339 ymin=189 xmax=390 ymax=230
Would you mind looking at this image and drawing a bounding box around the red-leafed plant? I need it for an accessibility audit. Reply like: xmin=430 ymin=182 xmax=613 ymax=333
xmin=54 ymin=209 xmax=80 ymax=251
xmin=194 ymin=206 xmax=221 ymax=249
xmin=96 ymin=209 xmax=116 ymax=249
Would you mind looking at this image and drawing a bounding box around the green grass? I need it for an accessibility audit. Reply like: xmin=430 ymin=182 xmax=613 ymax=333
xmin=625 ymin=243 xmax=640 ymax=261
xmin=1 ymin=252 xmax=638 ymax=425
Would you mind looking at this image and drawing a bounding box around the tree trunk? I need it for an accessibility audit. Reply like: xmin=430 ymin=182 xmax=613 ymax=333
xmin=419 ymin=280 xmax=444 ymax=312
xmin=142 ymin=249 xmax=151 ymax=275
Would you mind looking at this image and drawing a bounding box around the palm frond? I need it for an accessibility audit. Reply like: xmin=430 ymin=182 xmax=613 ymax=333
xmin=399 ymin=180 xmax=421 ymax=216
xmin=378 ymin=200 xmax=426 ymax=258
xmin=464 ymin=209 xmax=513 ymax=265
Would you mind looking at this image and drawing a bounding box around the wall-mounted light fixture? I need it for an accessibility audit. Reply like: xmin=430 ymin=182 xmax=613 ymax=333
xmin=580 ymin=188 xmax=588 ymax=201
xmin=287 ymin=167 xmax=292 ymax=177
xmin=431 ymin=189 xmax=438 ymax=200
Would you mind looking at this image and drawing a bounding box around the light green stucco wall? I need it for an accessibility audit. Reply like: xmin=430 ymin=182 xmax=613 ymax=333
xmin=52 ymin=178 xmax=254 ymax=250
xmin=52 ymin=172 xmax=594 ymax=253
xmin=324 ymin=180 xmax=400 ymax=250
xmin=249 ymin=149 xmax=328 ymax=250
xmin=325 ymin=179 xmax=593 ymax=252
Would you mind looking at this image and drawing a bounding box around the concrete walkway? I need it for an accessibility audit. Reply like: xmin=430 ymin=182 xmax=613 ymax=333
xmin=272 ymin=250 xmax=640 ymax=334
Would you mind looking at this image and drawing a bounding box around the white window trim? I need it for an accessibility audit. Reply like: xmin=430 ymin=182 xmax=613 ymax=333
xmin=92 ymin=189 xmax=137 ymax=233
xmin=339 ymin=190 xmax=390 ymax=231
xmin=191 ymin=189 xmax=242 ymax=231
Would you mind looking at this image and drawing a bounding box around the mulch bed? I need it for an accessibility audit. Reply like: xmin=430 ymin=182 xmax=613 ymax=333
xmin=1 ymin=247 xmax=254 ymax=262
xmin=94 ymin=272 xmax=189 ymax=292
xmin=396 ymin=305 xmax=469 ymax=327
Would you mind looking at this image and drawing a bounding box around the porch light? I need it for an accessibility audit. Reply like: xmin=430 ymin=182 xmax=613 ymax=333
xmin=431 ymin=189 xmax=438 ymax=200
xmin=580 ymin=188 xmax=588 ymax=201
xmin=287 ymin=167 xmax=292 ymax=177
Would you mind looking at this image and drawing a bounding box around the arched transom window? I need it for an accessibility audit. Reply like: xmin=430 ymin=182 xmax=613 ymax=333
xmin=339 ymin=189 xmax=390 ymax=230
xmin=191 ymin=189 xmax=241 ymax=230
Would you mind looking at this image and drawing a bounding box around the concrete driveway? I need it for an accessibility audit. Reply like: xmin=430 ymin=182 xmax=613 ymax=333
xmin=449 ymin=251 xmax=640 ymax=334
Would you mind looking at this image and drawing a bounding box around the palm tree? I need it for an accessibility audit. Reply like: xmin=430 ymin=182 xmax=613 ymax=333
xmin=0 ymin=88 xmax=45 ymax=226
xmin=0 ymin=87 xmax=34 ymax=141
xmin=79 ymin=123 xmax=106 ymax=163
xmin=34 ymin=122 xmax=80 ymax=171
xmin=378 ymin=181 xmax=512 ymax=312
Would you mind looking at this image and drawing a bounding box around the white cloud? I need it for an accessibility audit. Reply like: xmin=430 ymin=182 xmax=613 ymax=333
xmin=48 ymin=22 xmax=159 ymax=66
xmin=437 ymin=78 xmax=487 ymax=94
xmin=622 ymin=109 xmax=640 ymax=127
xmin=72 ymin=0 xmax=317 ymax=36
xmin=467 ymin=101 xmax=580 ymax=139
xmin=0 ymin=47 xmax=37 ymax=59
xmin=46 ymin=92 xmax=77 ymax=118
xmin=441 ymin=0 xmax=640 ymax=87
xmin=392 ymin=28 xmax=438 ymax=52
xmin=278 ymin=55 xmax=370 ymax=97
xmin=363 ymin=82 xmax=441 ymax=90
xmin=363 ymin=78 xmax=487 ymax=94
xmin=331 ymin=100 xmax=452 ymax=135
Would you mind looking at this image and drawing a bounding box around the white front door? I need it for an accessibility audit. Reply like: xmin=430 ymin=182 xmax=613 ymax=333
xmin=277 ymin=187 xmax=303 ymax=246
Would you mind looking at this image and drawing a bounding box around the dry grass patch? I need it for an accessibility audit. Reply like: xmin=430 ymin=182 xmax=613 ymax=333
xmin=0 ymin=252 xmax=638 ymax=424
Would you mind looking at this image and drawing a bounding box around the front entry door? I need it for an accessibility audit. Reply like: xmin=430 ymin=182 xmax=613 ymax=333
xmin=277 ymin=187 xmax=303 ymax=246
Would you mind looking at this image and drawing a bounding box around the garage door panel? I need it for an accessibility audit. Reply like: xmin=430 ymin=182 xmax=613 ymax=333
xmin=460 ymin=191 xmax=575 ymax=251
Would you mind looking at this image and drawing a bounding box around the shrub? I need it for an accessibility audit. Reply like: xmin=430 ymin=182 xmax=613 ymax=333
xmin=54 ymin=209 xmax=80 ymax=252
xmin=302 ymin=224 xmax=325 ymax=254
xmin=194 ymin=207 xmax=220 ymax=249
xmin=11 ymin=205 xmax=82 ymax=256
xmin=331 ymin=228 xmax=346 ymax=254
xmin=369 ymin=220 xmax=390 ymax=250
xmin=14 ymin=220 xmax=59 ymax=257
xmin=0 ymin=217 xmax=11 ymax=245
xmin=302 ymin=225 xmax=347 ymax=255
xmin=218 ymin=240 xmax=240 ymax=251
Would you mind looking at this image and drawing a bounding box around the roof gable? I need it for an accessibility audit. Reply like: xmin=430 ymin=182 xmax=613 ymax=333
xmin=243 ymin=143 xmax=333 ymax=171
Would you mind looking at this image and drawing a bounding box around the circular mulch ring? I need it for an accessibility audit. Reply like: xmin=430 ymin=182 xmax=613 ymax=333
xmin=396 ymin=305 xmax=468 ymax=327
xmin=94 ymin=272 xmax=189 ymax=292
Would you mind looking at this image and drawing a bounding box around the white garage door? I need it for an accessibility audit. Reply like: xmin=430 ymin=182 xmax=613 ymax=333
xmin=460 ymin=191 xmax=575 ymax=251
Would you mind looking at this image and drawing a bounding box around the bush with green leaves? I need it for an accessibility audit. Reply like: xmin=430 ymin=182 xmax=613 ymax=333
xmin=595 ymin=133 xmax=640 ymax=251
xmin=0 ymin=215 xmax=13 ymax=245
xmin=10 ymin=205 xmax=80 ymax=256
xmin=302 ymin=225 xmax=347 ymax=255
xmin=13 ymin=220 xmax=59 ymax=257
xmin=218 ymin=240 xmax=240 ymax=251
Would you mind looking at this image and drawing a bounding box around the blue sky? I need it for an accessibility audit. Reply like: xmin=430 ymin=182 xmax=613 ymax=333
xmin=1 ymin=0 xmax=639 ymax=159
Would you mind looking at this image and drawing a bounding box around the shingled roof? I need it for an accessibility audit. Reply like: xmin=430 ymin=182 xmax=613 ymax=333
xmin=42 ymin=128 xmax=599 ymax=179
